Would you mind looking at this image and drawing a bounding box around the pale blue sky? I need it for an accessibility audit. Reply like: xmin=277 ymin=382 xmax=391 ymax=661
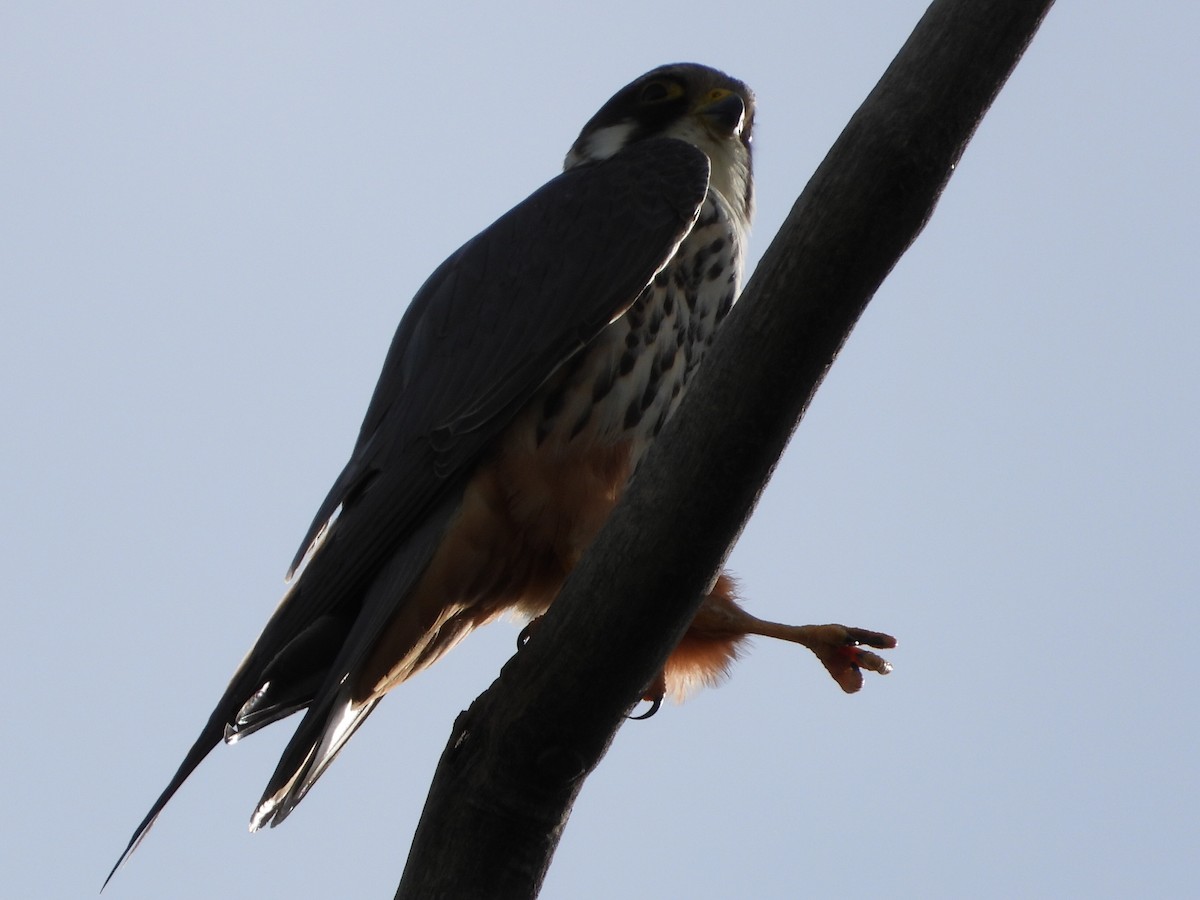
xmin=3 ymin=3 xmax=1197 ymax=898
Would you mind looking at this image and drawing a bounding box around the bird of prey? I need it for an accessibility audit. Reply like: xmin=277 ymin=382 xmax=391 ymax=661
xmin=107 ymin=62 xmax=894 ymax=883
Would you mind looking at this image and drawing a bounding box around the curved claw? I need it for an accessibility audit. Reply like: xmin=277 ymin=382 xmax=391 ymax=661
xmin=627 ymin=695 xmax=662 ymax=720
xmin=516 ymin=617 xmax=541 ymax=650
xmin=628 ymin=671 xmax=666 ymax=720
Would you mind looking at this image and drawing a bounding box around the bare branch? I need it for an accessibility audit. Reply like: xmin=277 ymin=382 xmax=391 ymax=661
xmin=396 ymin=1 xmax=1056 ymax=897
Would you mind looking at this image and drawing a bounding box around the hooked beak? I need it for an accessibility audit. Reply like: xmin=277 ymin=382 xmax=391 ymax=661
xmin=697 ymin=90 xmax=747 ymax=138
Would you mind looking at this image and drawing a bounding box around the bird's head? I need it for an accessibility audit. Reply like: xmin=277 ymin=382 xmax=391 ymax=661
xmin=565 ymin=63 xmax=755 ymax=229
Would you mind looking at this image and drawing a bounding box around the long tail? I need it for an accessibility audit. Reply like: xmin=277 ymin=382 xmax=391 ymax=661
xmin=105 ymin=489 xmax=463 ymax=887
xmin=102 ymin=714 xmax=226 ymax=890
xmin=245 ymin=492 xmax=462 ymax=829
xmin=103 ymin=586 xmax=345 ymax=887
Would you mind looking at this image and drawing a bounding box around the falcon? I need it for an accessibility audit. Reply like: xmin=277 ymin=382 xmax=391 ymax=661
xmin=107 ymin=62 xmax=894 ymax=882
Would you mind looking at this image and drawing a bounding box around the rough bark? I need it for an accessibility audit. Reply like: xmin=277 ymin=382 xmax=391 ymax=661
xmin=395 ymin=1 xmax=1056 ymax=897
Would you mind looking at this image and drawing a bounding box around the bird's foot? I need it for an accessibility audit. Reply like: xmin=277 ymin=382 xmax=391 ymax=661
xmin=785 ymin=624 xmax=895 ymax=694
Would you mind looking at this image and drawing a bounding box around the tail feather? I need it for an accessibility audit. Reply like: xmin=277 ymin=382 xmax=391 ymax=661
xmin=250 ymin=488 xmax=464 ymax=830
xmin=105 ymin=585 xmax=346 ymax=887
xmin=102 ymin=715 xmax=226 ymax=891
xmin=107 ymin=487 xmax=464 ymax=888
xmin=249 ymin=692 xmax=381 ymax=830
xmin=224 ymin=614 xmax=352 ymax=743
xmin=252 ymin=494 xmax=463 ymax=830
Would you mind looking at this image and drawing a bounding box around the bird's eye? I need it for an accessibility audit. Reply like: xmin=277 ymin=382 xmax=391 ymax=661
xmin=639 ymin=80 xmax=680 ymax=104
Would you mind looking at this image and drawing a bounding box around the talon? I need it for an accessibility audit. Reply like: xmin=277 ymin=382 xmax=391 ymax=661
xmin=517 ymin=616 xmax=542 ymax=650
xmin=842 ymin=627 xmax=897 ymax=651
xmin=846 ymin=646 xmax=892 ymax=676
xmin=628 ymin=695 xmax=662 ymax=720
xmin=628 ymin=671 xmax=666 ymax=720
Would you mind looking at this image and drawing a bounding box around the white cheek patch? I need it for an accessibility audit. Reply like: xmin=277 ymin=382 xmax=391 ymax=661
xmin=565 ymin=121 xmax=636 ymax=168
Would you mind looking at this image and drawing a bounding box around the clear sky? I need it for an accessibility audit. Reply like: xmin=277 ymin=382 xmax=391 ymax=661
xmin=3 ymin=2 xmax=1197 ymax=898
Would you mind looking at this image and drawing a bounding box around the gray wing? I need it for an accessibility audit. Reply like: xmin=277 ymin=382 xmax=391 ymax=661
xmin=288 ymin=136 xmax=710 ymax=577
xmin=106 ymin=137 xmax=710 ymax=884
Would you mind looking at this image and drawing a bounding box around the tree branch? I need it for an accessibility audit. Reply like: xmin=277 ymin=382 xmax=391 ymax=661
xmin=396 ymin=1 xmax=1056 ymax=897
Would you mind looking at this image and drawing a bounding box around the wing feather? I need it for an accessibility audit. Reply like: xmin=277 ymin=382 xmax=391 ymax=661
xmin=289 ymin=138 xmax=710 ymax=573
